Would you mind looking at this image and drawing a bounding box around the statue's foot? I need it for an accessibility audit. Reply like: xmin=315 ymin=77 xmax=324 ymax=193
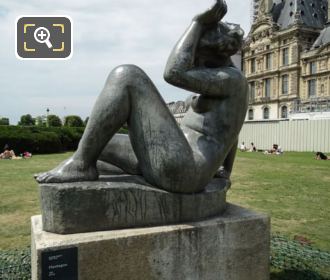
xmin=35 ymin=158 xmax=98 ymax=183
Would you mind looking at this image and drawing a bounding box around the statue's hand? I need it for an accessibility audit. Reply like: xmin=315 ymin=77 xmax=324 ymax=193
xmin=193 ymin=0 xmax=227 ymax=25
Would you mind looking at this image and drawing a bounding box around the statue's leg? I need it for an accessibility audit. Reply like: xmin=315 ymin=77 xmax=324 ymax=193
xmin=215 ymin=139 xmax=238 ymax=179
xmin=222 ymin=139 xmax=238 ymax=176
xmin=37 ymin=65 xmax=198 ymax=193
xmin=98 ymin=134 xmax=142 ymax=175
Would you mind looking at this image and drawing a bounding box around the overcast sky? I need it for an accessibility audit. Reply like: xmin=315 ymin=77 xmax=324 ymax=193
xmin=0 ymin=0 xmax=251 ymax=124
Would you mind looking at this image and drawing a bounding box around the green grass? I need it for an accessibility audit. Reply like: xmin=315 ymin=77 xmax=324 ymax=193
xmin=229 ymin=151 xmax=330 ymax=252
xmin=0 ymin=151 xmax=329 ymax=253
xmin=0 ymin=153 xmax=73 ymax=250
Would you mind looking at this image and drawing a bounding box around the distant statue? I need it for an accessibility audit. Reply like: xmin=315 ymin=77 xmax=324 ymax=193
xmin=36 ymin=0 xmax=248 ymax=194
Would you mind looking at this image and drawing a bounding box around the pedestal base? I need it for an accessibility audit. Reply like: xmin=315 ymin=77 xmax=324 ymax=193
xmin=31 ymin=204 xmax=270 ymax=280
xmin=40 ymin=175 xmax=229 ymax=234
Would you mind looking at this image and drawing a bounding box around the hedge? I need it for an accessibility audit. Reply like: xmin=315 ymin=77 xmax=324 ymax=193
xmin=0 ymin=126 xmax=84 ymax=154
xmin=0 ymin=126 xmax=129 ymax=154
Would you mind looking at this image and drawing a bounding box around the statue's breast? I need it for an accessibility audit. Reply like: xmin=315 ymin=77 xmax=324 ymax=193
xmin=191 ymin=94 xmax=216 ymax=113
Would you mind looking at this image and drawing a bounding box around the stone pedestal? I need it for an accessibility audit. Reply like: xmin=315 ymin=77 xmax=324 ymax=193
xmin=40 ymin=175 xmax=229 ymax=234
xmin=31 ymin=204 xmax=270 ymax=280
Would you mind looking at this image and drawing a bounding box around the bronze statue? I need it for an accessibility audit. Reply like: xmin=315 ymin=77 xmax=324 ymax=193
xmin=36 ymin=0 xmax=248 ymax=194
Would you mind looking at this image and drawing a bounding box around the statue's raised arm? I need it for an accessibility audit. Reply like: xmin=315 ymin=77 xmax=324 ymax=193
xmin=164 ymin=0 xmax=244 ymax=97
xmin=165 ymin=1 xmax=228 ymax=75
xmin=36 ymin=0 xmax=248 ymax=195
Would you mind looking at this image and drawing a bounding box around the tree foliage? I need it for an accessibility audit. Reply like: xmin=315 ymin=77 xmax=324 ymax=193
xmin=0 ymin=118 xmax=9 ymax=126
xmin=64 ymin=115 xmax=84 ymax=127
xmin=18 ymin=114 xmax=34 ymax=126
xmin=0 ymin=126 xmax=85 ymax=154
xmin=47 ymin=115 xmax=62 ymax=127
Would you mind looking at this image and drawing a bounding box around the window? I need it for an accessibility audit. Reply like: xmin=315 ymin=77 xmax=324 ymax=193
xmin=308 ymin=79 xmax=316 ymax=97
xmin=251 ymin=58 xmax=256 ymax=73
xmin=249 ymin=82 xmax=255 ymax=101
xmin=248 ymin=109 xmax=254 ymax=120
xmin=282 ymin=48 xmax=289 ymax=66
xmin=266 ymin=53 xmax=272 ymax=70
xmin=310 ymin=62 xmax=317 ymax=74
xmin=282 ymin=75 xmax=289 ymax=94
xmin=281 ymin=106 xmax=288 ymax=118
xmin=321 ymin=84 xmax=325 ymax=94
xmin=265 ymin=78 xmax=271 ymax=97
xmin=263 ymin=107 xmax=270 ymax=119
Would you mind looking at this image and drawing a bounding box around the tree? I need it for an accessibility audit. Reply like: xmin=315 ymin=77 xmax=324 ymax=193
xmin=47 ymin=115 xmax=62 ymax=127
xmin=64 ymin=115 xmax=84 ymax=127
xmin=18 ymin=114 xmax=35 ymax=126
xmin=0 ymin=118 xmax=9 ymax=125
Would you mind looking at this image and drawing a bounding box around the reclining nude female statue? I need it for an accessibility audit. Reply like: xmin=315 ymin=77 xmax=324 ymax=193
xmin=36 ymin=0 xmax=248 ymax=194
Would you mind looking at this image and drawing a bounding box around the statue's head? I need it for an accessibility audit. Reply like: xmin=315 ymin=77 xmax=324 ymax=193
xmin=197 ymin=22 xmax=244 ymax=67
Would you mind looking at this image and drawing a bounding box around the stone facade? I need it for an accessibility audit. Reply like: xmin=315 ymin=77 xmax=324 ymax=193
xmin=298 ymin=43 xmax=330 ymax=116
xmin=243 ymin=0 xmax=330 ymax=121
xmin=167 ymin=100 xmax=188 ymax=124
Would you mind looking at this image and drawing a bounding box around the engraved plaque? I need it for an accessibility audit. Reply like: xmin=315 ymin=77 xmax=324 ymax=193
xmin=41 ymin=247 xmax=78 ymax=280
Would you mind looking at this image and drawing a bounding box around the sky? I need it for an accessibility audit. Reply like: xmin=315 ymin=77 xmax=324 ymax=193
xmin=0 ymin=0 xmax=251 ymax=125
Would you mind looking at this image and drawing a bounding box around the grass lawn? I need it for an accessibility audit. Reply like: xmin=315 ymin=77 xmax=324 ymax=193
xmin=0 ymin=151 xmax=329 ymax=252
xmin=229 ymin=151 xmax=330 ymax=251
xmin=0 ymin=153 xmax=73 ymax=250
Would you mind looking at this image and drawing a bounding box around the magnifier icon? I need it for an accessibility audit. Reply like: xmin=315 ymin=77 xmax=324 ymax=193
xmin=34 ymin=27 xmax=53 ymax=49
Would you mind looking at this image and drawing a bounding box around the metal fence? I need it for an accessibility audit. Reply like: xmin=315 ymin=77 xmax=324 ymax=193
xmin=239 ymin=119 xmax=330 ymax=152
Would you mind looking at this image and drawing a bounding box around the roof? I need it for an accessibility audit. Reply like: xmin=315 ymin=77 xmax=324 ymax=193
xmin=270 ymin=0 xmax=328 ymax=30
xmin=312 ymin=23 xmax=330 ymax=49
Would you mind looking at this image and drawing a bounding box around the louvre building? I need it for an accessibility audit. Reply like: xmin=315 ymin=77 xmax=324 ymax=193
xmin=243 ymin=0 xmax=330 ymax=121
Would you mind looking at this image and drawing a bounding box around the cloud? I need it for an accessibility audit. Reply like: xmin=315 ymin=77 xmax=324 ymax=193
xmin=0 ymin=0 xmax=251 ymax=124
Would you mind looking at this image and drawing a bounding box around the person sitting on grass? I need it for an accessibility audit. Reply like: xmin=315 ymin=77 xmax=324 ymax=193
xmin=240 ymin=142 xmax=246 ymax=152
xmin=23 ymin=151 xmax=32 ymax=159
xmin=315 ymin=152 xmax=329 ymax=160
xmin=248 ymin=142 xmax=256 ymax=152
xmin=0 ymin=144 xmax=16 ymax=159
xmin=276 ymin=145 xmax=283 ymax=155
xmin=264 ymin=144 xmax=282 ymax=155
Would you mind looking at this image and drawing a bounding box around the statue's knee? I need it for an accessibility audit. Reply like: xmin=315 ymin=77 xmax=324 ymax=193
xmin=110 ymin=64 xmax=146 ymax=81
xmin=105 ymin=64 xmax=151 ymax=97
